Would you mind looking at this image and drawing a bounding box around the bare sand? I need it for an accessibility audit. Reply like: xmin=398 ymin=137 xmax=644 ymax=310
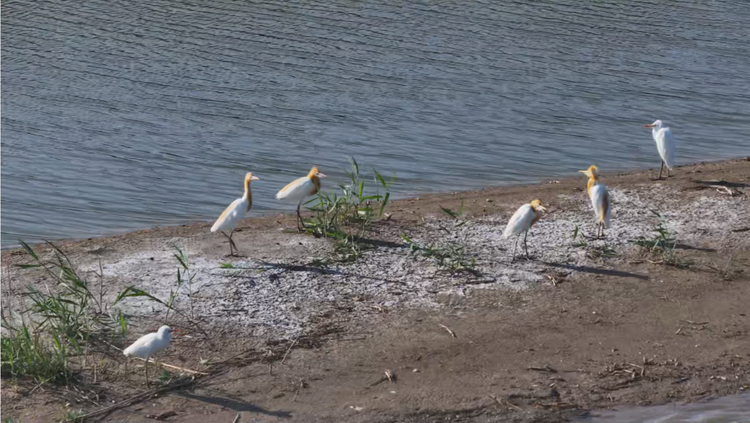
xmin=2 ymin=158 xmax=749 ymax=422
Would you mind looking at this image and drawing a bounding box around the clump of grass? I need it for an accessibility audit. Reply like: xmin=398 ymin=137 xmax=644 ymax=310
xmin=304 ymin=157 xmax=394 ymax=262
xmin=114 ymin=247 xmax=208 ymax=337
xmin=398 ymin=201 xmax=478 ymax=274
xmin=571 ymin=225 xmax=588 ymax=248
xmin=633 ymin=211 xmax=691 ymax=268
xmin=401 ymin=234 xmax=477 ymax=274
xmin=65 ymin=409 xmax=85 ymax=422
xmin=1 ymin=325 xmax=70 ymax=384
xmin=2 ymin=241 xmax=128 ymax=385
xmin=157 ymin=369 xmax=175 ymax=385
xmin=586 ymin=245 xmax=617 ymax=259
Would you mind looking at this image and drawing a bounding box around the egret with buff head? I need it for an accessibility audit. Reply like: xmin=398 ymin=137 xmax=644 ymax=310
xmin=579 ymin=165 xmax=611 ymax=238
xmin=503 ymin=199 xmax=547 ymax=261
xmin=276 ymin=166 xmax=326 ymax=232
xmin=211 ymin=172 xmax=259 ymax=256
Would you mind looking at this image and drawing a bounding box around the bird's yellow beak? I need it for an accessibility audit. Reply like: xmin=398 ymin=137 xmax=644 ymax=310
xmin=537 ymin=206 xmax=547 ymax=212
xmin=251 ymin=176 xmax=260 ymax=181
xmin=644 ymin=124 xmax=654 ymax=127
xmin=317 ymin=173 xmax=327 ymax=178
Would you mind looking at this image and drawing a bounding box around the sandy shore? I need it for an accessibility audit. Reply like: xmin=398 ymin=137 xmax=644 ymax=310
xmin=2 ymin=158 xmax=750 ymax=422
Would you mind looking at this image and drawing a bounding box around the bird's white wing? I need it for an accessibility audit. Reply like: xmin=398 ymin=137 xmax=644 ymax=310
xmin=211 ymin=197 xmax=247 ymax=233
xmin=503 ymin=204 xmax=535 ymax=238
xmin=276 ymin=176 xmax=314 ymax=202
xmin=589 ymin=183 xmax=611 ymax=229
xmin=656 ymin=128 xmax=677 ymax=169
xmin=123 ymin=333 xmax=159 ymax=358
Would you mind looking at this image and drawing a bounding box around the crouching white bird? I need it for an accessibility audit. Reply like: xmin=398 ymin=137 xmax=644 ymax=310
xmin=503 ymin=199 xmax=546 ymax=261
xmin=579 ymin=165 xmax=611 ymax=238
xmin=644 ymin=119 xmax=677 ymax=179
xmin=211 ymin=172 xmax=259 ymax=256
xmin=123 ymin=325 xmax=176 ymax=385
xmin=275 ymin=166 xmax=326 ymax=231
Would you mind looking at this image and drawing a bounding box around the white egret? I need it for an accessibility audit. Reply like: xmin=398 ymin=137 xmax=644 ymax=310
xmin=276 ymin=166 xmax=326 ymax=231
xmin=503 ymin=199 xmax=547 ymax=261
xmin=579 ymin=165 xmax=611 ymax=238
xmin=644 ymin=120 xmax=677 ymax=179
xmin=123 ymin=325 xmax=176 ymax=385
xmin=211 ymin=172 xmax=259 ymax=256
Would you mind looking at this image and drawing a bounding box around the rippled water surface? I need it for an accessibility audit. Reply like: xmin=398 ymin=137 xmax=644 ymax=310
xmin=589 ymin=394 xmax=750 ymax=423
xmin=3 ymin=0 xmax=750 ymax=246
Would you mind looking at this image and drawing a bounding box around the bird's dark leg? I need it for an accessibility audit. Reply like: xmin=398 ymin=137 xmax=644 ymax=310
xmin=228 ymin=230 xmax=238 ymax=256
xmin=523 ymin=231 xmax=530 ymax=259
xmin=667 ymin=166 xmax=672 ymax=178
xmin=145 ymin=357 xmax=150 ymax=387
xmin=221 ymin=231 xmax=235 ymax=256
xmin=296 ymin=203 xmax=305 ymax=232
xmin=659 ymin=161 xmax=664 ymax=180
xmin=511 ymin=236 xmax=519 ymax=262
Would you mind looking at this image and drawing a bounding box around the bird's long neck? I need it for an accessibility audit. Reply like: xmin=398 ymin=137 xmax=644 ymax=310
xmin=651 ymin=126 xmax=660 ymax=140
xmin=586 ymin=176 xmax=598 ymax=196
xmin=310 ymin=176 xmax=321 ymax=195
xmin=531 ymin=210 xmax=542 ymax=227
xmin=243 ymin=179 xmax=253 ymax=211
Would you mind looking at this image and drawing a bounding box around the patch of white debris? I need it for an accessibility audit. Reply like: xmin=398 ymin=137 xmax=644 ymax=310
xmin=69 ymin=184 xmax=748 ymax=337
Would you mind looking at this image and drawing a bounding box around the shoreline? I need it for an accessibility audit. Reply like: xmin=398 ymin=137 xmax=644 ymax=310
xmin=3 ymin=156 xmax=748 ymax=252
xmin=2 ymin=157 xmax=750 ymax=422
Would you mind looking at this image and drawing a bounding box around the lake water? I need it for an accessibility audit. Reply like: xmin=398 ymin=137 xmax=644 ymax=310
xmin=589 ymin=393 xmax=750 ymax=423
xmin=2 ymin=0 xmax=750 ymax=247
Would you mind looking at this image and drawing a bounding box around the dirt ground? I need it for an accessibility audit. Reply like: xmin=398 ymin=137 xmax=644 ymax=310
xmin=2 ymin=158 xmax=750 ymax=422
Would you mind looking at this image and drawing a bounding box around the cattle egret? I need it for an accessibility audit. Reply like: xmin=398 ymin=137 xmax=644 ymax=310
xmin=123 ymin=325 xmax=176 ymax=385
xmin=276 ymin=166 xmax=326 ymax=231
xmin=211 ymin=172 xmax=259 ymax=256
xmin=503 ymin=199 xmax=547 ymax=261
xmin=644 ymin=120 xmax=677 ymax=179
xmin=579 ymin=165 xmax=611 ymax=238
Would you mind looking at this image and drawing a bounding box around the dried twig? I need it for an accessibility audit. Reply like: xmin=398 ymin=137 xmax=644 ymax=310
xmin=137 ymin=358 xmax=208 ymax=376
xmin=439 ymin=324 xmax=457 ymax=338
xmin=680 ymin=320 xmax=708 ymax=325
xmin=713 ymin=186 xmax=739 ymax=196
xmin=281 ymin=332 xmax=302 ymax=365
xmin=232 ymin=413 xmax=241 ymax=423
xmin=527 ymin=365 xmax=557 ymax=373
xmin=293 ymin=380 xmax=305 ymax=402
